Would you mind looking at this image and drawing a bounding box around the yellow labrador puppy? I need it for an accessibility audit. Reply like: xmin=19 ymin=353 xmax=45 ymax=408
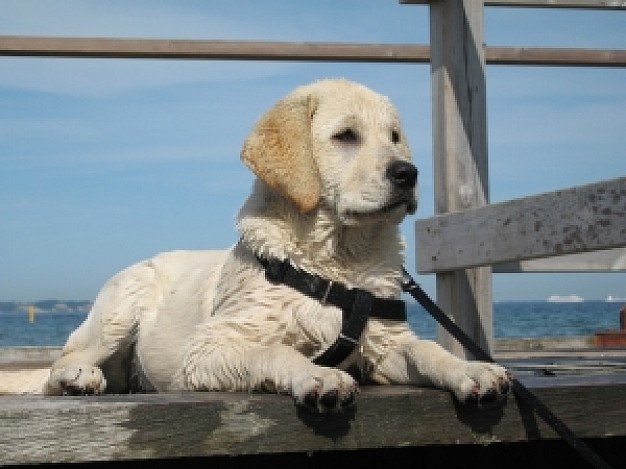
xmin=1 ymin=79 xmax=510 ymax=411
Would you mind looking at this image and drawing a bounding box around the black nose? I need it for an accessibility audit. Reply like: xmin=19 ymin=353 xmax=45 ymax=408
xmin=386 ymin=161 xmax=418 ymax=189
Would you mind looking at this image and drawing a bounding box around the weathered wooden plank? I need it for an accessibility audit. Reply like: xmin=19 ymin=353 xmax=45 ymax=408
xmin=486 ymin=46 xmax=626 ymax=67
xmin=1 ymin=36 xmax=625 ymax=67
xmin=400 ymin=0 xmax=626 ymax=9
xmin=429 ymin=1 xmax=493 ymax=359
xmin=1 ymin=378 xmax=625 ymax=466
xmin=416 ymin=176 xmax=626 ymax=273
xmin=0 ymin=36 xmax=432 ymax=62
xmin=493 ymin=247 xmax=626 ymax=272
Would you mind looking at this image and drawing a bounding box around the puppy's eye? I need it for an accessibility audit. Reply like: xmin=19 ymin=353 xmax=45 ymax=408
xmin=391 ymin=130 xmax=401 ymax=144
xmin=333 ymin=128 xmax=359 ymax=143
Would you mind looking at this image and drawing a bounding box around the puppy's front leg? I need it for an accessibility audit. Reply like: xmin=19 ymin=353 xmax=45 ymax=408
xmin=250 ymin=345 xmax=359 ymax=412
xmin=179 ymin=343 xmax=358 ymax=413
xmin=375 ymin=338 xmax=510 ymax=405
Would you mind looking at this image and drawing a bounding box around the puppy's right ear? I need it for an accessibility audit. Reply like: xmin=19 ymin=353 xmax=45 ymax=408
xmin=241 ymin=94 xmax=321 ymax=213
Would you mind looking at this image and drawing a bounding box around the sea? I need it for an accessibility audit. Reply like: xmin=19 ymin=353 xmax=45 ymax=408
xmin=1 ymin=300 xmax=624 ymax=347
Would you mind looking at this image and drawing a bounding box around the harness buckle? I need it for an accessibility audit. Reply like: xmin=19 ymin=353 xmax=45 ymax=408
xmin=338 ymin=333 xmax=359 ymax=345
xmin=320 ymin=281 xmax=333 ymax=304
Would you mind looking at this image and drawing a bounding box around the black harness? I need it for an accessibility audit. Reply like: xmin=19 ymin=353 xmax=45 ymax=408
xmin=257 ymin=255 xmax=406 ymax=367
xmin=258 ymin=255 xmax=611 ymax=468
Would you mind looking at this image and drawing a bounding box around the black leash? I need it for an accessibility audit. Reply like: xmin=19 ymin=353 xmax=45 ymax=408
xmin=401 ymin=267 xmax=613 ymax=469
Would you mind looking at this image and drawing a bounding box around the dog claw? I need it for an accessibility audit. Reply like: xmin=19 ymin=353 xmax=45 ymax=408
xmin=319 ymin=389 xmax=339 ymax=409
xmin=500 ymin=379 xmax=511 ymax=395
xmin=303 ymin=390 xmax=319 ymax=409
xmin=296 ymin=385 xmax=357 ymax=413
xmin=478 ymin=388 xmax=499 ymax=405
xmin=341 ymin=390 xmax=356 ymax=408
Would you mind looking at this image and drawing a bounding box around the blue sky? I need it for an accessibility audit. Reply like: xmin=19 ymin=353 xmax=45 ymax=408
xmin=1 ymin=0 xmax=624 ymax=302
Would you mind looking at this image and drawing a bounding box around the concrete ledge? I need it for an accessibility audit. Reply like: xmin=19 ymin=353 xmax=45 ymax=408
xmin=495 ymin=336 xmax=592 ymax=350
xmin=0 ymin=346 xmax=62 ymax=369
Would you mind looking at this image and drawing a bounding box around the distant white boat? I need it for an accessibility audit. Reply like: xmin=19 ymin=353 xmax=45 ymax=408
xmin=547 ymin=294 xmax=584 ymax=303
xmin=605 ymin=295 xmax=626 ymax=302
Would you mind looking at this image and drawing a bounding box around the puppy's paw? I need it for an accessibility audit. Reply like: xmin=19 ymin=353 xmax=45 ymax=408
xmin=450 ymin=361 xmax=511 ymax=406
xmin=291 ymin=367 xmax=358 ymax=413
xmin=48 ymin=364 xmax=107 ymax=395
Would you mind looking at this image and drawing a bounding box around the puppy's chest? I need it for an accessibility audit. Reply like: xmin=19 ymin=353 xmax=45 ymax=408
xmin=213 ymin=254 xmax=395 ymax=352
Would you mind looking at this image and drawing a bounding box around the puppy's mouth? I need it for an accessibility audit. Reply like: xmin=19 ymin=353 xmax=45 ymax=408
xmin=383 ymin=197 xmax=417 ymax=215
xmin=344 ymin=195 xmax=417 ymax=219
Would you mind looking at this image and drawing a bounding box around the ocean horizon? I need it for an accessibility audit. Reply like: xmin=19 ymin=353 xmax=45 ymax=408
xmin=1 ymin=300 xmax=624 ymax=347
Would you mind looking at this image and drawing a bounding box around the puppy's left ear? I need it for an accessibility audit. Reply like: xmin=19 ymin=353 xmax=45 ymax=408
xmin=241 ymin=93 xmax=321 ymax=213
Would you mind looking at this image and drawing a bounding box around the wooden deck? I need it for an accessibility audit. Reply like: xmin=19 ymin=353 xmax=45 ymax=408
xmin=1 ymin=377 xmax=625 ymax=468
xmin=1 ymin=344 xmax=626 ymax=468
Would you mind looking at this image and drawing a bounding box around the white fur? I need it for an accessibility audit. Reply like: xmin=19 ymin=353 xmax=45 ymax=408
xmin=0 ymin=79 xmax=509 ymax=410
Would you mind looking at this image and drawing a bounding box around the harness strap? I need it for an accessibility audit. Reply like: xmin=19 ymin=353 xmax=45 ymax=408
xmin=312 ymin=289 xmax=373 ymax=367
xmin=257 ymin=256 xmax=406 ymax=367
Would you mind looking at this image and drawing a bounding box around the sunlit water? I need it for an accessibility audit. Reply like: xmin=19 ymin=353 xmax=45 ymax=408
xmin=0 ymin=301 xmax=622 ymax=346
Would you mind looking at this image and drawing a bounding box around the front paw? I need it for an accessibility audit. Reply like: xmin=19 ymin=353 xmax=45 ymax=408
xmin=48 ymin=364 xmax=107 ymax=395
xmin=291 ymin=367 xmax=358 ymax=413
xmin=451 ymin=362 xmax=511 ymax=406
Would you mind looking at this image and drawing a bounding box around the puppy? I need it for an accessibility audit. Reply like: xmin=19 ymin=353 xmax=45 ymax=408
xmin=1 ymin=79 xmax=510 ymax=412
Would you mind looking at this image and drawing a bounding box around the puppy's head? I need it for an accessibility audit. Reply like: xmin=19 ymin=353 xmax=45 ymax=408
xmin=241 ymin=78 xmax=418 ymax=225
